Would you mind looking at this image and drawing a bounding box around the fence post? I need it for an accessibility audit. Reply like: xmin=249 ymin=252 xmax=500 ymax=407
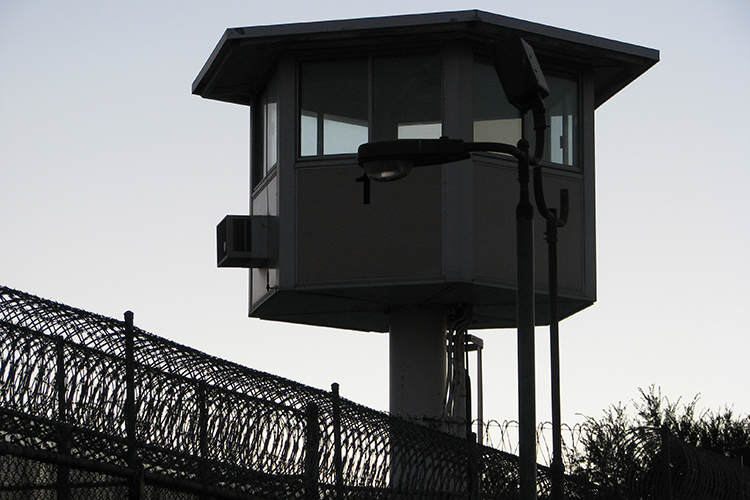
xmin=56 ymin=338 xmax=70 ymax=500
xmin=124 ymin=311 xmax=142 ymax=500
xmin=331 ymin=383 xmax=344 ymax=500
xmin=467 ymin=433 xmax=481 ymax=500
xmin=197 ymin=381 xmax=210 ymax=500
xmin=660 ymin=425 xmax=673 ymax=500
xmin=198 ymin=381 xmax=209 ymax=458
xmin=305 ymin=403 xmax=320 ymax=500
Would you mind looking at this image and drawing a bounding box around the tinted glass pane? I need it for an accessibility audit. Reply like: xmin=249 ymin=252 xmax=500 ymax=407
xmin=264 ymin=102 xmax=277 ymax=172
xmin=265 ymin=77 xmax=279 ymax=173
xmin=323 ymin=114 xmax=368 ymax=155
xmin=474 ymin=60 xmax=579 ymax=167
xmin=545 ymin=74 xmax=578 ymax=166
xmin=473 ymin=59 xmax=522 ymax=146
xmin=253 ymin=76 xmax=278 ymax=188
xmin=372 ymin=54 xmax=442 ymax=141
xmin=300 ymin=59 xmax=369 ymax=156
xmin=300 ymin=111 xmax=318 ymax=157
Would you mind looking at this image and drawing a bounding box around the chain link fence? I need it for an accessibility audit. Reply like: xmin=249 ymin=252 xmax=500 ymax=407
xmin=0 ymin=285 xmax=603 ymax=499
xmin=3 ymin=285 xmax=747 ymax=499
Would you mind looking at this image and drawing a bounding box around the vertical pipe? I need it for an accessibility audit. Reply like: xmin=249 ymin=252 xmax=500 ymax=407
xmin=476 ymin=344 xmax=484 ymax=446
xmin=453 ymin=328 xmax=468 ymax=437
xmin=331 ymin=383 xmax=344 ymax=500
xmin=534 ymin=165 xmax=568 ymax=500
xmin=516 ymin=140 xmax=537 ymax=500
xmin=547 ymin=214 xmax=565 ymax=500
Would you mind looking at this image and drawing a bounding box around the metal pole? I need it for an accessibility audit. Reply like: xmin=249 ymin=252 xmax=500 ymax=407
xmin=533 ymin=166 xmax=569 ymax=500
xmin=198 ymin=381 xmax=208 ymax=459
xmin=331 ymin=383 xmax=344 ymax=500
xmin=476 ymin=340 xmax=484 ymax=446
xmin=305 ymin=403 xmax=320 ymax=500
xmin=56 ymin=338 xmax=70 ymax=500
xmin=124 ymin=310 xmax=143 ymax=500
xmin=125 ymin=311 xmax=136 ymax=459
xmin=467 ymin=435 xmax=481 ymax=500
xmin=198 ymin=380 xmax=211 ymax=500
xmin=516 ymin=139 xmax=537 ymax=500
xmin=547 ymin=212 xmax=565 ymax=500
xmin=661 ymin=425 xmax=673 ymax=500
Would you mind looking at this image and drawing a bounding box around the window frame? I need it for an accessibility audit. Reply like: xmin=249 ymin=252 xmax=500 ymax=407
xmin=472 ymin=53 xmax=583 ymax=171
xmin=296 ymin=49 xmax=445 ymax=161
xmin=251 ymin=75 xmax=280 ymax=190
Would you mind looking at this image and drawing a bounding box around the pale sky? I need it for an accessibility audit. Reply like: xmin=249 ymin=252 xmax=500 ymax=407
xmin=2 ymin=0 xmax=749 ymax=435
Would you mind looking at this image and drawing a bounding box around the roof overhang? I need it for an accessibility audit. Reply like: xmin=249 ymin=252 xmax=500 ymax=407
xmin=193 ymin=10 xmax=659 ymax=108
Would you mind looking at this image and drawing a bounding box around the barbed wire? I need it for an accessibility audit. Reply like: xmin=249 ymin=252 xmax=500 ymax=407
xmin=479 ymin=419 xmax=588 ymax=468
xmin=0 ymin=285 xmax=604 ymax=499
xmin=2 ymin=285 xmax=747 ymax=499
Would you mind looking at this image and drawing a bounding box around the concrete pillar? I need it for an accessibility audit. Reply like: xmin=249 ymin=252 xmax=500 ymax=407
xmin=389 ymin=305 xmax=447 ymax=426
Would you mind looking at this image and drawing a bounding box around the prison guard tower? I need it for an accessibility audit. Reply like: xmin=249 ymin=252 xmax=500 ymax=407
xmin=193 ymin=11 xmax=657 ymax=435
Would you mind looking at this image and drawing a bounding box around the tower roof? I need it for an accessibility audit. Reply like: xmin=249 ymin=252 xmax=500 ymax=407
xmin=193 ymin=9 xmax=658 ymax=108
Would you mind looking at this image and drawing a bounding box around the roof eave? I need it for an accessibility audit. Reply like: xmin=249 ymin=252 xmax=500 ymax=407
xmin=192 ymin=10 xmax=659 ymax=108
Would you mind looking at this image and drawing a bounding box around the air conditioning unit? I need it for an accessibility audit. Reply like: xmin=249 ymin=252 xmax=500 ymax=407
xmin=216 ymin=215 xmax=271 ymax=268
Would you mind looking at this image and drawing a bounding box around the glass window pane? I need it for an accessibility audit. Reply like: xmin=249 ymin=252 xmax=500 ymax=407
xmin=474 ymin=59 xmax=579 ymax=167
xmin=253 ymin=76 xmax=278 ymax=188
xmin=300 ymin=111 xmax=318 ymax=157
xmin=300 ymin=59 xmax=369 ymax=156
xmin=473 ymin=59 xmax=521 ymax=146
xmin=373 ymin=54 xmax=442 ymax=141
xmin=323 ymin=114 xmax=369 ymax=155
xmin=264 ymin=101 xmax=278 ymax=171
xmin=545 ymin=74 xmax=578 ymax=166
xmin=262 ymin=76 xmax=279 ymax=176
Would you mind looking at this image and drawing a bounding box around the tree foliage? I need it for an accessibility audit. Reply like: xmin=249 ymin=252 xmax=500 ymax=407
xmin=566 ymin=385 xmax=750 ymax=493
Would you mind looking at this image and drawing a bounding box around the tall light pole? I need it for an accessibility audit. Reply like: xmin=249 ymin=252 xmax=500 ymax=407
xmin=357 ymin=39 xmax=548 ymax=496
xmin=535 ymin=166 xmax=569 ymax=500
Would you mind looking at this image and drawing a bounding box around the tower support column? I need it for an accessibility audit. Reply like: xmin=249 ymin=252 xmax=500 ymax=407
xmin=389 ymin=305 xmax=447 ymax=426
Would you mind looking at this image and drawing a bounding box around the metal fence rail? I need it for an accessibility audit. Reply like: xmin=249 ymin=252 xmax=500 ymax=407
xmin=618 ymin=427 xmax=750 ymax=500
xmin=0 ymin=285 xmax=602 ymax=499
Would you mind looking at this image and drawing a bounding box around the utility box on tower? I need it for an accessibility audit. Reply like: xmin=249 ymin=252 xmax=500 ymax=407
xmin=193 ymin=10 xmax=658 ymax=333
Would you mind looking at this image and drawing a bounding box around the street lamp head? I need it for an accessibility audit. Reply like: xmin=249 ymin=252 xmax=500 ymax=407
xmin=491 ymin=37 xmax=549 ymax=114
xmin=360 ymin=159 xmax=416 ymax=182
xmin=357 ymin=138 xmax=471 ymax=181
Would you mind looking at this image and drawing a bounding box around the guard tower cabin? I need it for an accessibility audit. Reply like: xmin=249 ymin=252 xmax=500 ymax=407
xmin=193 ymin=10 xmax=658 ymax=333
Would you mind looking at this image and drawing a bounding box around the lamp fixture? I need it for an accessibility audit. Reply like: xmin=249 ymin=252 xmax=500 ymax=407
xmin=357 ymin=138 xmax=470 ymax=181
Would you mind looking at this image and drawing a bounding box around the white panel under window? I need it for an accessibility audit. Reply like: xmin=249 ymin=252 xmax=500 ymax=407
xmin=473 ymin=119 xmax=522 ymax=144
xmin=397 ymin=122 xmax=442 ymax=139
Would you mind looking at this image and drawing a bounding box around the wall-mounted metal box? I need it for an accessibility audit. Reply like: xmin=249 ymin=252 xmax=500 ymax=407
xmin=217 ymin=215 xmax=273 ymax=268
xmin=194 ymin=10 xmax=658 ymax=332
